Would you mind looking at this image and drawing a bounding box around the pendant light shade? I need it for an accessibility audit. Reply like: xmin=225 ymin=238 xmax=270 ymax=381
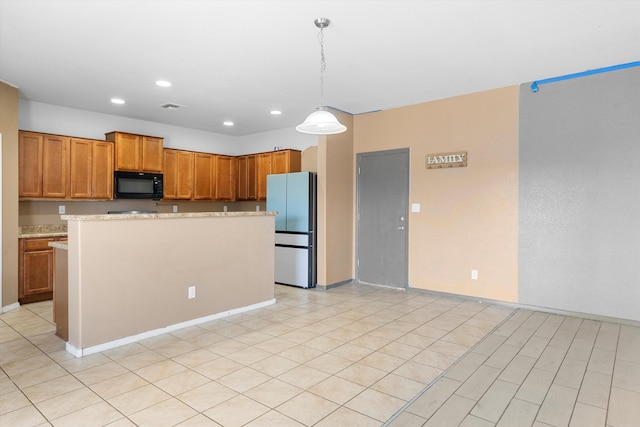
xmin=296 ymin=109 xmax=347 ymax=134
xmin=297 ymin=17 xmax=347 ymax=135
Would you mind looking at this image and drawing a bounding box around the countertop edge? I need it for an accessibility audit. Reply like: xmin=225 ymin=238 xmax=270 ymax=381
xmin=61 ymin=211 xmax=277 ymax=221
xmin=19 ymin=233 xmax=68 ymax=239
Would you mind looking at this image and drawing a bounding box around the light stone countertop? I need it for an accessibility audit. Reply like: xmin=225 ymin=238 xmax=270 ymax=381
xmin=48 ymin=241 xmax=68 ymax=250
xmin=19 ymin=224 xmax=68 ymax=238
xmin=61 ymin=211 xmax=277 ymax=221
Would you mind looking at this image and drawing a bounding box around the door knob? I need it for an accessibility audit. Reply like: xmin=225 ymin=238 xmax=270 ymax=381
xmin=397 ymin=225 xmax=405 ymax=230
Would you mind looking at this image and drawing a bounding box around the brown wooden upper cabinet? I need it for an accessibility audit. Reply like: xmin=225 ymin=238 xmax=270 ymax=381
xmin=215 ymin=155 xmax=237 ymax=201
xmin=19 ymin=131 xmax=69 ymax=198
xmin=237 ymin=155 xmax=257 ymax=201
xmin=254 ymin=150 xmax=301 ymax=200
xmin=106 ymin=131 xmax=163 ymax=173
xmin=163 ymin=149 xmax=194 ymax=200
xmin=193 ymin=152 xmax=216 ymax=200
xmin=271 ymin=149 xmax=302 ymax=174
xmin=256 ymin=153 xmax=272 ymax=201
xmin=69 ymin=138 xmax=114 ymax=199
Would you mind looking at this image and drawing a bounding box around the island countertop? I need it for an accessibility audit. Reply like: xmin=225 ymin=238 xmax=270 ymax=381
xmin=61 ymin=211 xmax=276 ymax=221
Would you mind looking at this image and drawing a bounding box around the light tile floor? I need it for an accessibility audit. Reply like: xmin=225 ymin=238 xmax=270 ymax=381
xmin=0 ymin=283 xmax=638 ymax=426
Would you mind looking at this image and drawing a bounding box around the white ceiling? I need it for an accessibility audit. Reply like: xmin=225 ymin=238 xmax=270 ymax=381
xmin=1 ymin=0 xmax=638 ymax=136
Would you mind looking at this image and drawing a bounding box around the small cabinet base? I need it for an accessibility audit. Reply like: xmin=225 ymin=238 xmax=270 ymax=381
xmin=18 ymin=237 xmax=66 ymax=304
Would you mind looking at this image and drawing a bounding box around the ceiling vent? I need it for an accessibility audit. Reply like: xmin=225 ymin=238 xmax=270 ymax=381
xmin=160 ymin=103 xmax=186 ymax=110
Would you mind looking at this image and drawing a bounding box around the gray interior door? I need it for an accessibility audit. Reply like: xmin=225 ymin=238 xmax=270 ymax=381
xmin=356 ymin=149 xmax=409 ymax=288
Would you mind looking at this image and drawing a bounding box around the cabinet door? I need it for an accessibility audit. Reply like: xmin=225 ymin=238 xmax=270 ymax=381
xmin=193 ymin=153 xmax=216 ymax=200
xmin=92 ymin=141 xmax=114 ymax=199
xmin=42 ymin=135 xmax=69 ymax=198
xmin=271 ymin=150 xmax=290 ymax=175
xmin=114 ymin=133 xmax=140 ymax=171
xmin=246 ymin=155 xmax=257 ymax=200
xmin=69 ymin=138 xmax=93 ymax=199
xmin=19 ymin=238 xmax=55 ymax=303
xmin=165 ymin=149 xmax=194 ymax=200
xmin=216 ymin=155 xmax=237 ymax=201
xmin=141 ymin=136 xmax=164 ymax=173
xmin=163 ymin=149 xmax=179 ymax=199
xmin=19 ymin=132 xmax=43 ymax=197
xmin=256 ymin=153 xmax=272 ymax=200
xmin=272 ymin=150 xmax=302 ymax=174
xmin=23 ymin=250 xmax=54 ymax=296
xmin=237 ymin=156 xmax=248 ymax=200
xmin=176 ymin=150 xmax=194 ymax=199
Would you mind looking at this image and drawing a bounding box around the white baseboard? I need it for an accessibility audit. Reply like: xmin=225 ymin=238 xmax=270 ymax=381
xmin=67 ymin=298 xmax=276 ymax=357
xmin=1 ymin=302 xmax=20 ymax=314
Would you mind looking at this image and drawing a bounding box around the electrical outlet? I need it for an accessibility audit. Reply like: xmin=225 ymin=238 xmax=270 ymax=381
xmin=172 ymin=205 xmax=178 ymax=213
xmin=223 ymin=205 xmax=228 ymax=212
xmin=58 ymin=205 xmax=65 ymax=214
xmin=188 ymin=286 xmax=196 ymax=299
xmin=256 ymin=205 xmax=260 ymax=211
xmin=471 ymin=270 xmax=478 ymax=280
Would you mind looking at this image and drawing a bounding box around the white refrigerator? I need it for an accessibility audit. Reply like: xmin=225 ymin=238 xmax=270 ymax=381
xmin=266 ymin=171 xmax=317 ymax=288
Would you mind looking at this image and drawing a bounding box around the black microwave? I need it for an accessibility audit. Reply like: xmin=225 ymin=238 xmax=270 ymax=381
xmin=114 ymin=171 xmax=163 ymax=200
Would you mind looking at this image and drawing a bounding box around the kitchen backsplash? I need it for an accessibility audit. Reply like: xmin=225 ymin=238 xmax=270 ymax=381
xmin=19 ymin=200 xmax=266 ymax=226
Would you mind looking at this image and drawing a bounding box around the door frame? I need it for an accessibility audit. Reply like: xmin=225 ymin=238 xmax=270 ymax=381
xmin=355 ymin=148 xmax=410 ymax=288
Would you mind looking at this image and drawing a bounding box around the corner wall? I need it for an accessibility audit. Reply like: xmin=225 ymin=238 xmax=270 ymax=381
xmin=519 ymin=67 xmax=640 ymax=321
xmin=317 ymin=110 xmax=354 ymax=287
xmin=354 ymin=87 xmax=519 ymax=302
xmin=0 ymin=81 xmax=19 ymax=309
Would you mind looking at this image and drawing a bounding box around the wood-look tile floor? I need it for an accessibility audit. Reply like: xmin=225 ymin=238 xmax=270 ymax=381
xmin=0 ymin=283 xmax=638 ymax=426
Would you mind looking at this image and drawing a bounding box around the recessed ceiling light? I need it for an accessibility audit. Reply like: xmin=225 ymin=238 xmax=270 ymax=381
xmin=271 ymin=110 xmax=282 ymax=115
xmin=223 ymin=121 xmax=234 ymax=126
xmin=111 ymin=98 xmax=125 ymax=105
xmin=156 ymin=80 xmax=172 ymax=87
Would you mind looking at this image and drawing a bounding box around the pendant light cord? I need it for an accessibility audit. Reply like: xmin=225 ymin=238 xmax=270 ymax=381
xmin=295 ymin=17 xmax=347 ymax=135
xmin=318 ymin=24 xmax=326 ymax=110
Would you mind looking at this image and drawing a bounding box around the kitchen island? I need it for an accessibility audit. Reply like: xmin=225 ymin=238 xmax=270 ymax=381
xmin=61 ymin=211 xmax=276 ymax=357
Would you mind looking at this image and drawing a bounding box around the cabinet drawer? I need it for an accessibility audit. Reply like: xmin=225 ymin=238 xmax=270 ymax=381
xmin=23 ymin=238 xmax=55 ymax=251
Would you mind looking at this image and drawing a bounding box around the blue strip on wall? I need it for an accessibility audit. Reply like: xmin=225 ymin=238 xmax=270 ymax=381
xmin=531 ymin=61 xmax=640 ymax=92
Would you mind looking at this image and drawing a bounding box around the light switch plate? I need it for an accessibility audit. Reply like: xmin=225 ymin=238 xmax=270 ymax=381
xmin=411 ymin=203 xmax=421 ymax=213
xmin=58 ymin=205 xmax=65 ymax=214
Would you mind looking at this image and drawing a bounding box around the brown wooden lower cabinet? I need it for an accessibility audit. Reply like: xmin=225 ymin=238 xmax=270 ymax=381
xmin=18 ymin=236 xmax=67 ymax=304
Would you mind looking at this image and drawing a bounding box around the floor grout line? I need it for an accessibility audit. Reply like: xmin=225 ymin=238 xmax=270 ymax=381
xmin=3 ymin=286 xmax=640 ymax=426
xmin=382 ymin=308 xmax=523 ymax=426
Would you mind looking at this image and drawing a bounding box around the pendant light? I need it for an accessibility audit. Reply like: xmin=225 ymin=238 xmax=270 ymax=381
xmin=296 ymin=17 xmax=347 ymax=135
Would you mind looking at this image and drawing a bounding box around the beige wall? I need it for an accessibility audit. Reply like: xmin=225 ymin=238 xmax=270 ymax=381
xmin=354 ymin=87 xmax=519 ymax=302
xmin=67 ymin=214 xmax=275 ymax=350
xmin=317 ymin=111 xmax=354 ymax=287
xmin=301 ymin=146 xmax=318 ymax=172
xmin=0 ymin=82 xmax=19 ymax=308
xmin=13 ymin=84 xmax=518 ymax=310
